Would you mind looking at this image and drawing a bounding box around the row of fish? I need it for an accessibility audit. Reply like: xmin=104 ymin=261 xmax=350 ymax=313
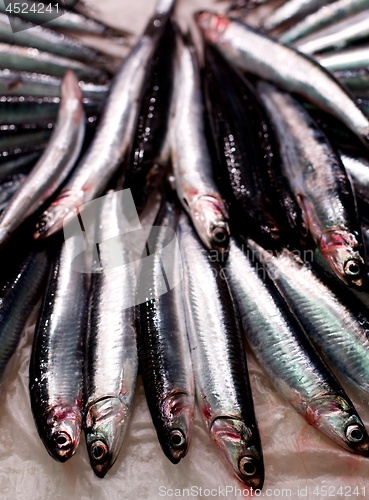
xmin=2 ymin=0 xmax=369 ymax=491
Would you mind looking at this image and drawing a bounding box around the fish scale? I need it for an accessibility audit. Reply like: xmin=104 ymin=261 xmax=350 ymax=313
xmin=226 ymin=237 xmax=369 ymax=455
xmin=179 ymin=214 xmax=264 ymax=489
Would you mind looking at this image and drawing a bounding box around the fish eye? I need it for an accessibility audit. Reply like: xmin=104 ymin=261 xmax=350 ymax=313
xmin=90 ymin=440 xmax=108 ymax=461
xmin=346 ymin=425 xmax=365 ymax=443
xmin=239 ymin=456 xmax=257 ymax=476
xmin=344 ymin=260 xmax=362 ymax=277
xmin=170 ymin=429 xmax=185 ymax=449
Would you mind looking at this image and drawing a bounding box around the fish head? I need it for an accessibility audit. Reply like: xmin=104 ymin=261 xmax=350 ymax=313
xmin=306 ymin=395 xmax=369 ymax=456
xmin=158 ymin=392 xmax=195 ymax=464
xmin=34 ymin=190 xmax=83 ymax=240
xmin=319 ymin=230 xmax=366 ymax=289
xmin=210 ymin=417 xmax=264 ymax=489
xmin=194 ymin=11 xmax=229 ymax=44
xmin=44 ymin=405 xmax=82 ymax=462
xmin=189 ymin=195 xmax=230 ymax=255
xmin=84 ymin=396 xmax=129 ymax=478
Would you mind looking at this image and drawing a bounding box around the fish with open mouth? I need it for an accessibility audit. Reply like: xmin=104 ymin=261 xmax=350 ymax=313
xmin=179 ymin=214 xmax=264 ymax=489
xmin=195 ymin=11 xmax=369 ymax=149
xmin=257 ymin=81 xmax=366 ymax=289
xmin=169 ymin=28 xmax=230 ymax=255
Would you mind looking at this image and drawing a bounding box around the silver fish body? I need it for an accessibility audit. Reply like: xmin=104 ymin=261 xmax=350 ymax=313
xmin=263 ymin=0 xmax=333 ymax=31
xmin=0 ymin=42 xmax=108 ymax=81
xmin=0 ymin=244 xmax=49 ymax=381
xmin=35 ymin=0 xmax=175 ymax=240
xmin=317 ymin=45 xmax=369 ymax=72
xmin=226 ymin=238 xmax=369 ymax=455
xmin=195 ymin=12 xmax=369 ymax=148
xmin=0 ymin=71 xmax=85 ymax=248
xmin=341 ymin=153 xmax=369 ymax=201
xmin=29 ymin=235 xmax=88 ymax=462
xmin=257 ymin=81 xmax=366 ymax=289
xmin=84 ymin=191 xmax=138 ymax=478
xmin=137 ymin=192 xmax=194 ymax=464
xmin=170 ymin=30 xmax=229 ymax=254
xmin=296 ymin=10 xmax=369 ymax=54
xmin=179 ymin=215 xmax=264 ymax=489
xmin=0 ymin=69 xmax=109 ymax=100
xmin=280 ymin=0 xmax=369 ymax=44
xmin=0 ymin=13 xmax=113 ymax=65
xmin=249 ymin=240 xmax=369 ymax=401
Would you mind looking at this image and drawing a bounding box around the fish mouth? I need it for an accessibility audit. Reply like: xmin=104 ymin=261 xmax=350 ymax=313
xmin=51 ymin=430 xmax=79 ymax=462
xmin=88 ymin=438 xmax=112 ymax=478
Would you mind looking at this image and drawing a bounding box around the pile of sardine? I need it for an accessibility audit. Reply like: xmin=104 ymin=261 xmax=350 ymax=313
xmin=2 ymin=0 xmax=369 ymax=490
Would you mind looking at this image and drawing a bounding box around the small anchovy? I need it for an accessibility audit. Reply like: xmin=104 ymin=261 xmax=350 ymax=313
xmin=170 ymin=29 xmax=229 ymax=254
xmin=195 ymin=12 xmax=369 ymax=148
xmin=0 ymin=242 xmax=50 ymax=381
xmin=316 ymin=45 xmax=369 ymax=73
xmin=179 ymin=215 xmax=264 ymax=489
xmin=84 ymin=191 xmax=138 ymax=478
xmin=226 ymin=238 xmax=369 ymax=456
xmin=0 ymin=0 xmax=131 ymax=40
xmin=0 ymin=96 xmax=101 ymax=127
xmin=29 ymin=235 xmax=88 ymax=462
xmin=250 ymin=240 xmax=369 ymax=402
xmin=257 ymin=81 xmax=366 ymax=289
xmin=0 ymin=43 xmax=108 ymax=82
xmin=124 ymin=22 xmax=175 ymax=212
xmin=203 ymin=44 xmax=306 ymax=248
xmin=295 ymin=10 xmax=369 ymax=55
xmin=0 ymin=129 xmax=51 ymax=158
xmin=34 ymin=0 xmax=176 ymax=240
xmin=0 ymin=152 xmax=40 ymax=181
xmin=280 ymin=0 xmax=369 ymax=44
xmin=137 ymin=191 xmax=194 ymax=464
xmin=0 ymin=13 xmax=116 ymax=65
xmin=0 ymin=71 xmax=85 ymax=249
xmin=0 ymin=70 xmax=109 ymax=100
xmin=262 ymin=0 xmax=334 ymax=32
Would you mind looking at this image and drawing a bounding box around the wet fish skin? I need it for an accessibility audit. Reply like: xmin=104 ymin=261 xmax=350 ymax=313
xmin=0 ymin=69 xmax=109 ymax=100
xmin=249 ymin=239 xmax=369 ymax=401
xmin=295 ymin=10 xmax=369 ymax=55
xmin=195 ymin=12 xmax=369 ymax=149
xmin=263 ymin=0 xmax=334 ymax=32
xmin=179 ymin=215 xmax=264 ymax=489
xmin=341 ymin=152 xmax=369 ymax=202
xmin=0 ymin=243 xmax=50 ymax=381
xmin=0 ymin=13 xmax=115 ymax=65
xmin=226 ymin=237 xmax=369 ymax=456
xmin=84 ymin=191 xmax=138 ymax=478
xmin=137 ymin=191 xmax=194 ymax=464
xmin=170 ymin=29 xmax=230 ymax=254
xmin=0 ymin=152 xmax=40 ymax=181
xmin=0 ymin=172 xmax=27 ymax=213
xmin=124 ymin=22 xmax=175 ymax=212
xmin=34 ymin=0 xmax=176 ymax=240
xmin=316 ymin=45 xmax=369 ymax=73
xmin=0 ymin=42 xmax=108 ymax=82
xmin=0 ymin=71 xmax=85 ymax=249
xmin=0 ymin=130 xmax=51 ymax=158
xmin=29 ymin=235 xmax=88 ymax=462
xmin=203 ymin=45 xmax=307 ymax=248
xmin=257 ymin=81 xmax=366 ymax=289
xmin=281 ymin=0 xmax=369 ymax=44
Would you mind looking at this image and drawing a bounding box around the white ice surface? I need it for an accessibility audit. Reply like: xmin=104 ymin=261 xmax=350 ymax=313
xmin=2 ymin=1 xmax=369 ymax=499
